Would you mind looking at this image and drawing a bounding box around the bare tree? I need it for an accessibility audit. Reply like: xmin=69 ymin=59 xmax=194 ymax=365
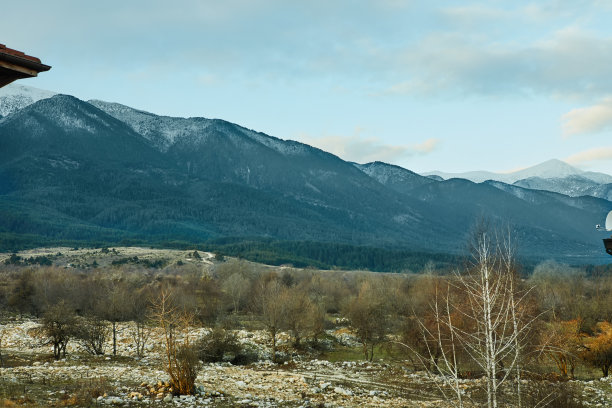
xmin=128 ymin=287 xmax=153 ymax=358
xmin=75 ymin=315 xmax=109 ymax=355
xmin=453 ymin=231 xmax=535 ymax=408
xmin=7 ymin=269 xmax=36 ymax=317
xmin=307 ymin=302 xmax=326 ymax=347
xmin=39 ymin=300 xmax=77 ymax=360
xmin=222 ymin=273 xmax=250 ymax=314
xmin=131 ymin=319 xmax=152 ymax=358
xmin=283 ymin=287 xmax=316 ymax=347
xmin=255 ymin=277 xmax=287 ymax=363
xmin=98 ymin=280 xmax=130 ymax=356
xmin=346 ymin=280 xmax=389 ymax=361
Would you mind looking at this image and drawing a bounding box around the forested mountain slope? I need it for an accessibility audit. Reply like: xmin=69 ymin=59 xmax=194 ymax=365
xmin=1 ymin=91 xmax=610 ymax=263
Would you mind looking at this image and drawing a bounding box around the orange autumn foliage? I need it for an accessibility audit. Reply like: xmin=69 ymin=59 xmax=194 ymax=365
xmin=582 ymin=321 xmax=612 ymax=377
xmin=544 ymin=319 xmax=582 ymax=378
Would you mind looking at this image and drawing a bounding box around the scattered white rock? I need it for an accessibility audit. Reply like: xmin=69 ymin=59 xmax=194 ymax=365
xmin=334 ymin=386 xmax=353 ymax=396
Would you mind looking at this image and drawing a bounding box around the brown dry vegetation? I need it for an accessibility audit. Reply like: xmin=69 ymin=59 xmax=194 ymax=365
xmin=0 ymin=246 xmax=610 ymax=407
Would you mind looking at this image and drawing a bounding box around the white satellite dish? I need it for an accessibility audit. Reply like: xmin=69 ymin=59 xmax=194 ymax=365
xmin=596 ymin=210 xmax=612 ymax=232
xmin=604 ymin=211 xmax=612 ymax=256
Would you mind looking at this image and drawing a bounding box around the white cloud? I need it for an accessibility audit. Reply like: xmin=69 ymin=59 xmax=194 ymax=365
xmin=565 ymin=147 xmax=612 ymax=167
xmin=412 ymin=138 xmax=439 ymax=153
xmin=561 ymin=98 xmax=612 ymax=136
xmin=9 ymin=1 xmax=612 ymax=103
xmin=381 ymin=26 xmax=612 ymax=101
xmin=299 ymin=131 xmax=439 ymax=164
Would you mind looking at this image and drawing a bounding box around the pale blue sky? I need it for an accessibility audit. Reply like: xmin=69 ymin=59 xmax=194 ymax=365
xmin=4 ymin=0 xmax=612 ymax=174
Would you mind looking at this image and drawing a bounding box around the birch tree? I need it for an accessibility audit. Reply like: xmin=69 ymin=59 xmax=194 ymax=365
xmin=404 ymin=229 xmax=538 ymax=408
xmin=453 ymin=231 xmax=537 ymax=408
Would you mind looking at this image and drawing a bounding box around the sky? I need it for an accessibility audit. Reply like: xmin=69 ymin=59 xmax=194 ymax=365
xmin=4 ymin=0 xmax=612 ymax=174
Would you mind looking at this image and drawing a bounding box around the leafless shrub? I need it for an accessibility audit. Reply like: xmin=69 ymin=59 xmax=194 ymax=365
xmin=130 ymin=320 xmax=152 ymax=358
xmin=150 ymin=289 xmax=200 ymax=395
xmin=75 ymin=315 xmax=109 ymax=355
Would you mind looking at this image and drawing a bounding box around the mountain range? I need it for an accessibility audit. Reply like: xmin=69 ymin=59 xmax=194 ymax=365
xmin=0 ymin=84 xmax=611 ymax=265
xmin=424 ymin=160 xmax=612 ymax=201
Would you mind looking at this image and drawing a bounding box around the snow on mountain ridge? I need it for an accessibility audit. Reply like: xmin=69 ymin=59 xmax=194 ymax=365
xmin=355 ymin=161 xmax=420 ymax=184
xmin=88 ymin=100 xmax=214 ymax=152
xmin=582 ymin=171 xmax=612 ymax=184
xmin=353 ymin=161 xmax=437 ymax=194
xmin=240 ymin=128 xmax=311 ymax=156
xmin=484 ymin=180 xmax=538 ymax=204
xmin=422 ymin=169 xmax=501 ymax=183
xmin=511 ymin=159 xmax=581 ymax=181
xmin=1 ymin=86 xmax=314 ymax=157
xmin=0 ymin=83 xmax=56 ymax=117
xmin=514 ymin=175 xmax=612 ymax=201
xmin=90 ymin=99 xmax=312 ymax=156
xmin=1 ymin=94 xmax=119 ymax=136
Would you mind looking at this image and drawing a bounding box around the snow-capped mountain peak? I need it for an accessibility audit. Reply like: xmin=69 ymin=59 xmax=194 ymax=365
xmin=0 ymin=83 xmax=56 ymax=117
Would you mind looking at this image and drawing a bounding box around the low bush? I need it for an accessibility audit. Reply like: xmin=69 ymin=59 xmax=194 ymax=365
xmin=196 ymin=328 xmax=257 ymax=365
xmin=197 ymin=328 xmax=241 ymax=363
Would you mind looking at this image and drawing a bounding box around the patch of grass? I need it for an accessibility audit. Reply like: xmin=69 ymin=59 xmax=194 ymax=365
xmin=68 ymin=377 xmax=111 ymax=406
xmin=523 ymin=360 xmax=605 ymax=381
xmin=0 ymin=379 xmax=35 ymax=407
xmin=0 ymin=382 xmax=24 ymax=400
xmin=320 ymin=344 xmax=403 ymax=362
xmin=0 ymin=370 xmax=115 ymax=408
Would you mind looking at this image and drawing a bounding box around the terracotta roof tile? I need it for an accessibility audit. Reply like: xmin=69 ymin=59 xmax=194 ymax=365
xmin=0 ymin=44 xmax=43 ymax=63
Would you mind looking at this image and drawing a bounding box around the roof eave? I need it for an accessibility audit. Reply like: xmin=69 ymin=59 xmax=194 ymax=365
xmin=0 ymin=52 xmax=51 ymax=74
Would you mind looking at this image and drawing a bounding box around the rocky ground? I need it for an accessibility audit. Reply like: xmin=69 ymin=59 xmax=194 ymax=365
xmin=0 ymin=318 xmax=448 ymax=407
xmin=0 ymin=246 xmax=217 ymax=270
xmin=0 ymin=318 xmax=610 ymax=407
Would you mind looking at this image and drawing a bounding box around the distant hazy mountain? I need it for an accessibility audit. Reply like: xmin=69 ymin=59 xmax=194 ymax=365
xmin=424 ymin=159 xmax=612 ymax=185
xmin=0 ymin=83 xmax=56 ymax=118
xmin=1 ymin=86 xmax=611 ymax=262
